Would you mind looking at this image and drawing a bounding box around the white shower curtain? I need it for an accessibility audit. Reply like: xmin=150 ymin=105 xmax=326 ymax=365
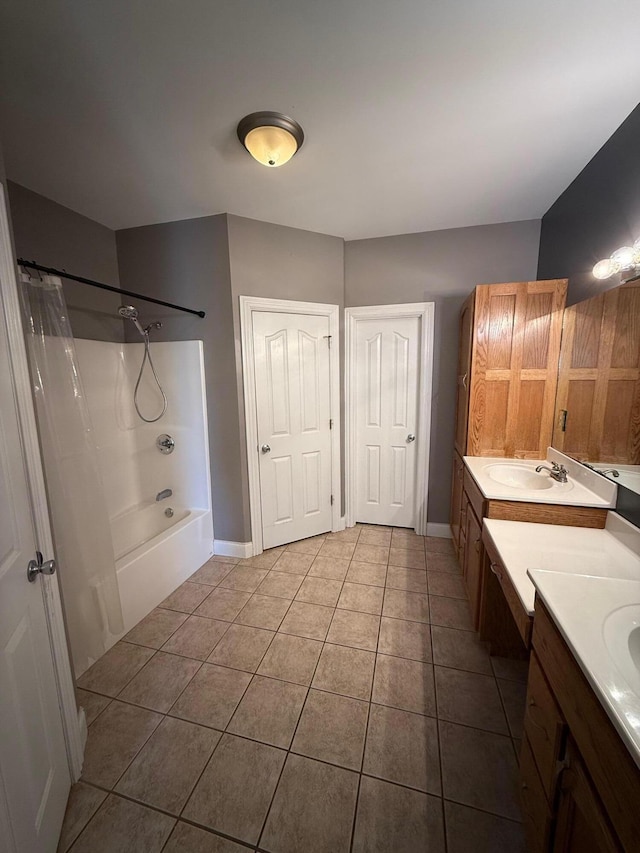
xmin=20 ymin=273 xmax=123 ymax=676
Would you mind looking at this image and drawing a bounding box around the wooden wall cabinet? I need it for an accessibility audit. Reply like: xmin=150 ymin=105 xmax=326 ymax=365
xmin=454 ymin=279 xmax=568 ymax=459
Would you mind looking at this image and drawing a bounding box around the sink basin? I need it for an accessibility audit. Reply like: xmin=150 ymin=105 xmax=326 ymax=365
xmin=484 ymin=463 xmax=554 ymax=491
xmin=603 ymin=604 xmax=640 ymax=693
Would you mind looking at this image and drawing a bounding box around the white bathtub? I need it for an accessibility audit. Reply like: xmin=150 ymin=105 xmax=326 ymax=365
xmin=116 ymin=506 xmax=213 ymax=633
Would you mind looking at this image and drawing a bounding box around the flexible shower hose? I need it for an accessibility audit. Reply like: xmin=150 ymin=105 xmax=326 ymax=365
xmin=134 ymin=335 xmax=167 ymax=422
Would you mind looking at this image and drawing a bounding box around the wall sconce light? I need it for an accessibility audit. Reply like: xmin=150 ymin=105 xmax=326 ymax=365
xmin=237 ymin=111 xmax=304 ymax=168
xmin=593 ymin=238 xmax=640 ymax=281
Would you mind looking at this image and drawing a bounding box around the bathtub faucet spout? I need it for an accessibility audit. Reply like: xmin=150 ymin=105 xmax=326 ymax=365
xmin=156 ymin=488 xmax=173 ymax=501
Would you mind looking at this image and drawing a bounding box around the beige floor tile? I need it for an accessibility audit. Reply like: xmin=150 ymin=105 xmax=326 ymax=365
xmin=235 ymin=592 xmax=291 ymax=629
xmin=295 ymin=575 xmax=343 ymax=606
xmin=161 ymin=615 xmax=229 ymax=660
xmin=444 ymin=801 xmax=526 ymax=853
xmin=352 ymin=543 xmax=389 ymax=565
xmin=428 ymin=571 xmax=467 ymax=599
xmin=312 ymin=643 xmax=375 ymax=700
xmin=325 ymin=527 xmax=361 ymax=543
xmin=363 ymin=704 xmax=441 ymax=794
xmin=278 ymin=600 xmax=334 ymax=640
xmin=77 ymin=642 xmax=154 ymax=697
xmin=292 ymin=689 xmax=368 ymax=770
xmin=326 ymin=609 xmax=380 ymax=651
xmin=81 ymin=700 xmax=162 ymax=788
xmin=346 ymin=561 xmax=387 ymax=587
xmin=257 ymin=633 xmax=323 ymax=685
xmin=439 ymin=720 xmax=521 ymax=820
xmin=207 ymin=623 xmax=275 ymax=672
xmin=426 ymin=551 xmax=460 ymax=573
xmin=76 ymin=690 xmax=110 ymax=726
xmin=378 ymin=617 xmax=432 ymax=662
xmin=431 ymin=626 xmax=492 ymax=675
xmin=388 ymin=546 xmax=427 ymax=570
xmin=183 ymin=734 xmax=285 ymax=845
xmin=261 ymin=753 xmax=359 ymax=853
xmin=115 ymin=716 xmax=220 ymax=814
xmin=169 ymin=662 xmax=251 ymax=729
xmin=383 ymin=588 xmax=430 ymax=623
xmin=118 ymin=652 xmax=201 ymax=713
xmin=386 ymin=565 xmax=428 ymax=594
xmin=390 ymin=531 xmax=426 ymax=552
xmin=57 ymin=782 xmax=107 ymax=853
xmin=372 ymin=654 xmax=436 ymax=716
xmin=490 ymin=656 xmax=530 ymax=683
xmin=429 ymin=595 xmax=474 ymax=631
xmin=353 ymin=776 xmax=445 ymax=853
xmin=435 ymin=666 xmax=508 ymax=734
xmin=123 ymin=608 xmax=187 ymax=649
xmin=189 ymin=562 xmax=235 ymax=585
xmin=240 ymin=548 xmax=285 ymax=569
xmin=257 ymin=569 xmax=305 ymax=599
xmin=307 ymin=554 xmax=351 ymax=580
xmin=209 ymin=555 xmax=240 ymax=564
xmin=285 ymin=535 xmax=326 ymax=556
xmin=337 ymin=582 xmax=384 ymax=615
xmin=218 ymin=565 xmax=269 ymax=593
xmin=317 ymin=539 xmax=357 ymax=560
xmin=70 ymin=794 xmax=174 ymax=853
xmin=272 ymin=551 xmax=315 ymax=574
xmin=497 ymin=677 xmax=527 ymax=739
xmin=163 ymin=822 xmax=248 ymax=853
xmin=158 ymin=581 xmax=213 ymax=613
xmin=426 ymin=536 xmax=456 ymax=556
xmin=194 ymin=587 xmax=251 ymax=621
xmin=359 ymin=528 xmax=392 ymax=547
xmin=228 ymin=674 xmax=307 ymax=748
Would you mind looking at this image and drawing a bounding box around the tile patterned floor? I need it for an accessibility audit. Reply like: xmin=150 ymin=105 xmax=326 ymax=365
xmin=60 ymin=526 xmax=528 ymax=852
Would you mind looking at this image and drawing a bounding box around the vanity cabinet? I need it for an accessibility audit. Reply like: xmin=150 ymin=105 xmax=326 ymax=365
xmin=520 ymin=600 xmax=640 ymax=853
xmin=453 ymin=279 xmax=567 ymax=459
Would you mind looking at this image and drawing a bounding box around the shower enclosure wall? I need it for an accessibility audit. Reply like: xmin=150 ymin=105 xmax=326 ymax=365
xmin=74 ymin=337 xmax=213 ymax=645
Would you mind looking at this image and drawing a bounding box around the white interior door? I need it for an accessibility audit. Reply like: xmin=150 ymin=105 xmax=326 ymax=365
xmin=0 ymin=258 xmax=70 ymax=849
xmin=253 ymin=311 xmax=333 ymax=549
xmin=354 ymin=315 xmax=421 ymax=527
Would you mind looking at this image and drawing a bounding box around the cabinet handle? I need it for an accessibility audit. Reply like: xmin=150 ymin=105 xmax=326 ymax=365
xmin=489 ymin=561 xmax=503 ymax=581
xmin=460 ymin=373 xmax=468 ymax=388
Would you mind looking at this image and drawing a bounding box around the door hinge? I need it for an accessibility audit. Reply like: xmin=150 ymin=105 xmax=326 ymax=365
xmin=323 ymin=335 xmax=332 ymax=348
xmin=329 ymin=419 xmax=333 ymax=429
xmin=330 ymin=494 xmax=334 ymax=506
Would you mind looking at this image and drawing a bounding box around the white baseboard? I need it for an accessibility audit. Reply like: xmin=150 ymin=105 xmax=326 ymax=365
xmin=426 ymin=523 xmax=452 ymax=539
xmin=214 ymin=539 xmax=253 ymax=559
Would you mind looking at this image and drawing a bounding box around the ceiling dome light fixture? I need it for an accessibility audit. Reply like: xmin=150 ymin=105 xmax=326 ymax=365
xmin=237 ymin=111 xmax=304 ymax=168
xmin=593 ymin=237 xmax=640 ymax=281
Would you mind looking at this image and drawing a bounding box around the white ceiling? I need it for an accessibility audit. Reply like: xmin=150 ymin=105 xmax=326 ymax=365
xmin=1 ymin=0 xmax=640 ymax=239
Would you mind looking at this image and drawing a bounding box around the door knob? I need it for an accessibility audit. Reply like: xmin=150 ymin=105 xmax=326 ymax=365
xmin=261 ymin=444 xmax=271 ymax=454
xmin=27 ymin=551 xmax=57 ymax=583
xmin=406 ymin=434 xmax=416 ymax=443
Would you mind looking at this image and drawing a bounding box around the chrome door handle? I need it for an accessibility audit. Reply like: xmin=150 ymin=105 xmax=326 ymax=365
xmin=261 ymin=444 xmax=271 ymax=454
xmin=27 ymin=551 xmax=57 ymax=583
xmin=406 ymin=434 xmax=416 ymax=443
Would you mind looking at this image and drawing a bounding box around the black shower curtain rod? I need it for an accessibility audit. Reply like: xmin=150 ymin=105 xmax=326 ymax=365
xmin=17 ymin=259 xmax=206 ymax=318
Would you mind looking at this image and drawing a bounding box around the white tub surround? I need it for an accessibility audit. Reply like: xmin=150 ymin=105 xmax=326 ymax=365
xmin=464 ymin=447 xmax=616 ymax=507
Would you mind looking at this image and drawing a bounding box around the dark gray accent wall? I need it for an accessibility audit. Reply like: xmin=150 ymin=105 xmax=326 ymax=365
xmin=227 ymin=215 xmax=345 ymax=536
xmin=344 ymin=219 xmax=542 ymax=525
xmin=7 ymin=181 xmax=123 ymax=341
xmin=116 ymin=214 xmax=245 ymax=543
xmin=537 ymin=103 xmax=640 ymax=305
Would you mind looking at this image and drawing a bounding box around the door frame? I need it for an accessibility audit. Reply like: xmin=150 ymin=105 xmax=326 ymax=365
xmin=345 ymin=302 xmax=435 ymax=534
xmin=240 ymin=296 xmax=341 ymax=556
xmin=0 ymin=184 xmax=84 ymax=789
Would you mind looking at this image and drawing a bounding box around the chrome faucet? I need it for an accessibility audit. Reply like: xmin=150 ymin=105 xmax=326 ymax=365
xmin=599 ymin=469 xmax=620 ymax=477
xmin=156 ymin=488 xmax=173 ymax=501
xmin=535 ymin=462 xmax=568 ymax=483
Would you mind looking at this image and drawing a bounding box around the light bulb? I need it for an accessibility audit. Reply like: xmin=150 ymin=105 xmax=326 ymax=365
xmin=611 ymin=246 xmax=636 ymax=270
xmin=633 ymin=237 xmax=640 ymax=265
xmin=592 ymin=259 xmax=615 ymax=280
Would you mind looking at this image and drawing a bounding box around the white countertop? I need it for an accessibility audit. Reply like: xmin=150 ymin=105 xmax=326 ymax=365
xmin=464 ymin=449 xmax=616 ymax=507
xmin=483 ymin=513 xmax=640 ymax=766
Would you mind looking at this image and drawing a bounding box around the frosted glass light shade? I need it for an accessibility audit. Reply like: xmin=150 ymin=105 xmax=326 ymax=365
xmin=593 ymin=259 xmax=616 ymax=280
xmin=244 ymin=126 xmax=298 ymax=167
xmin=611 ymin=246 xmax=636 ymax=270
xmin=237 ymin=111 xmax=304 ymax=168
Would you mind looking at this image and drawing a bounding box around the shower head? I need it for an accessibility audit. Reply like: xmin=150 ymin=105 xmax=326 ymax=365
xmin=118 ymin=304 xmax=146 ymax=337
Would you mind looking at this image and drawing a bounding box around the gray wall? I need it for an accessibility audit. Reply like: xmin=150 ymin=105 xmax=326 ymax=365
xmin=116 ymin=215 xmax=245 ymax=542
xmin=7 ymin=181 xmax=123 ymax=341
xmin=344 ymin=219 xmax=542 ymax=525
xmin=537 ymin=103 xmax=640 ymax=305
xmin=227 ymin=215 xmax=345 ymax=538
